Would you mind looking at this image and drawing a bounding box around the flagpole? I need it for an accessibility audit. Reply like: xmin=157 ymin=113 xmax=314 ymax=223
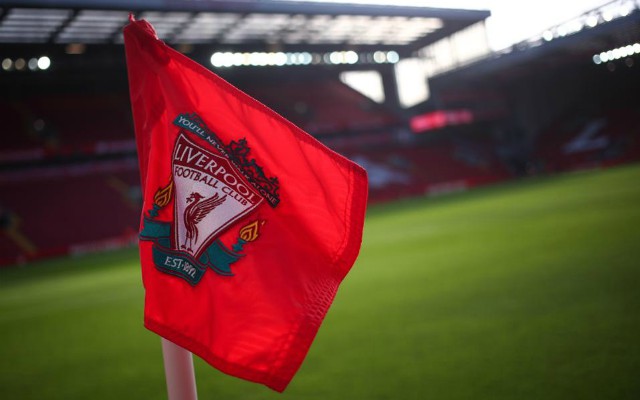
xmin=161 ymin=338 xmax=199 ymax=400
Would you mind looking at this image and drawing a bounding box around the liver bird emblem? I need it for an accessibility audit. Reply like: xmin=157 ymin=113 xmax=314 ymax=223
xmin=181 ymin=192 xmax=227 ymax=252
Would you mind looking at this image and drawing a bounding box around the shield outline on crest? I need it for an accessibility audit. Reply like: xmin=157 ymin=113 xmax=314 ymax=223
xmin=171 ymin=133 xmax=264 ymax=259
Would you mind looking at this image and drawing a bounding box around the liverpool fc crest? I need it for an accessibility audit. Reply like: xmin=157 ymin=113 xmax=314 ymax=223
xmin=139 ymin=113 xmax=278 ymax=284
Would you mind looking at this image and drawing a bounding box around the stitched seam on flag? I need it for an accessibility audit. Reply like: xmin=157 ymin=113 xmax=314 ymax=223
xmin=334 ymin=165 xmax=368 ymax=279
xmin=144 ymin=316 xmax=290 ymax=392
xmin=267 ymin=320 xmax=298 ymax=382
xmin=330 ymin=165 xmax=354 ymax=268
xmin=261 ymin=277 xmax=319 ymax=380
xmin=267 ymin=275 xmax=340 ymax=388
xmin=260 ymin=274 xmax=322 ymax=377
xmin=330 ymin=163 xmax=367 ymax=276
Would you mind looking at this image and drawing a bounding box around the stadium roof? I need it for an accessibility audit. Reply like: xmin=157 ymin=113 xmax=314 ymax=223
xmin=0 ymin=0 xmax=489 ymax=52
xmin=432 ymin=4 xmax=640 ymax=84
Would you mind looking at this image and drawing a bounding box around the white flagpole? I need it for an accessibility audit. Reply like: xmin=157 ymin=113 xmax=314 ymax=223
xmin=161 ymin=338 xmax=199 ymax=400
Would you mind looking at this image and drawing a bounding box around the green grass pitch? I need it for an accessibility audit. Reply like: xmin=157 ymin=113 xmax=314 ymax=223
xmin=1 ymin=164 xmax=639 ymax=399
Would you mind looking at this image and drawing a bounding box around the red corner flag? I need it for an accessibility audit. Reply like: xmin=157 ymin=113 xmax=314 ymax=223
xmin=124 ymin=17 xmax=367 ymax=392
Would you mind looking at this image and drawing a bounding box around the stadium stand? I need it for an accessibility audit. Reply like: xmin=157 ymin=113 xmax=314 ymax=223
xmin=246 ymin=80 xmax=401 ymax=135
xmin=0 ymin=100 xmax=43 ymax=152
xmin=1 ymin=0 xmax=639 ymax=266
xmin=26 ymin=94 xmax=134 ymax=146
xmin=537 ymin=108 xmax=640 ymax=172
xmin=345 ymin=134 xmax=510 ymax=203
xmin=0 ymin=163 xmax=140 ymax=265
